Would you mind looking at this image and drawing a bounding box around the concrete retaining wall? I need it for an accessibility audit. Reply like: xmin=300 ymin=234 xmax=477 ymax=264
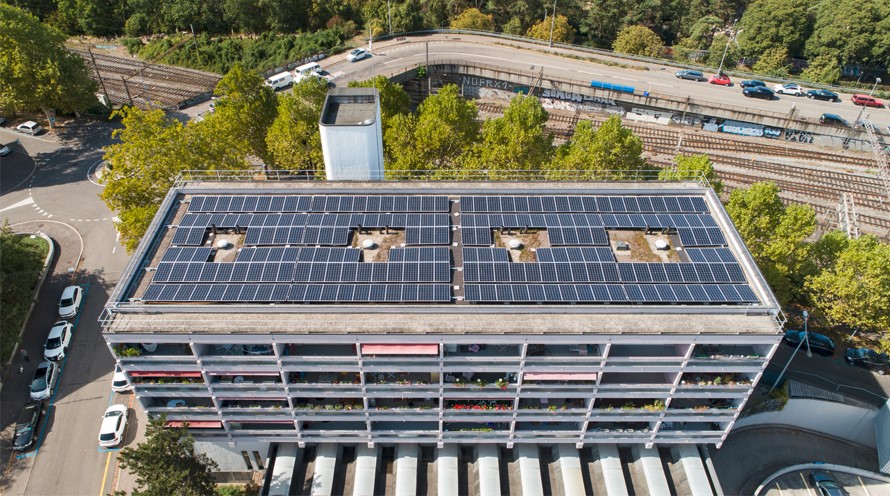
xmin=734 ymin=398 xmax=878 ymax=448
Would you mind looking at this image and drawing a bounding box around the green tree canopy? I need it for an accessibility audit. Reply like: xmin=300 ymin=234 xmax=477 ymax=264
xmin=384 ymin=84 xmax=480 ymax=176
xmin=549 ymin=116 xmax=652 ymax=180
xmin=207 ymin=63 xmax=278 ymax=165
xmin=347 ymin=76 xmax=411 ymax=134
xmin=456 ymin=94 xmax=552 ymax=178
xmin=800 ymin=54 xmax=842 ymax=84
xmin=706 ymin=32 xmax=742 ymax=69
xmin=725 ymin=182 xmax=816 ymax=304
xmin=805 ymin=0 xmax=890 ymax=68
xmin=612 ymin=25 xmax=663 ymax=57
xmin=265 ymin=77 xmax=329 ymax=174
xmin=525 ymin=15 xmax=575 ymax=44
xmin=752 ymin=47 xmax=791 ymax=78
xmin=737 ymin=0 xmax=811 ymax=58
xmin=806 ymin=234 xmax=890 ymax=339
xmin=101 ymin=107 xmax=250 ymax=252
xmin=118 ymin=416 xmax=218 ymax=496
xmin=0 ymin=4 xmax=98 ymax=119
xmin=658 ymin=153 xmax=723 ymax=195
xmin=449 ymin=7 xmax=494 ymax=31
xmin=578 ymin=0 xmax=628 ymax=46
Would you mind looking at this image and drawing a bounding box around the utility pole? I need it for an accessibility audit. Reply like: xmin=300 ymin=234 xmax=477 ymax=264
xmin=87 ymin=48 xmax=110 ymax=107
xmin=190 ymin=24 xmax=202 ymax=64
xmin=387 ymin=0 xmax=393 ymax=36
xmin=121 ymin=77 xmax=134 ymax=107
xmin=548 ymin=0 xmax=558 ymax=48
xmin=426 ymin=42 xmax=430 ymax=95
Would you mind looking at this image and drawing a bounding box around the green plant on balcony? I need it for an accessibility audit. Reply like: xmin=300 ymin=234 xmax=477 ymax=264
xmin=495 ymin=378 xmax=509 ymax=389
xmin=693 ymin=405 xmax=709 ymax=411
xmin=548 ymin=405 xmax=558 ymax=412
xmin=377 ymin=405 xmax=390 ymax=410
xmin=118 ymin=346 xmax=142 ymax=357
xmin=458 ymin=427 xmax=493 ymax=432
xmin=621 ymin=402 xmax=636 ymax=411
xmin=453 ymin=378 xmax=466 ymax=387
xmin=475 ymin=378 xmax=488 ymax=387
xmin=643 ymin=400 xmax=666 ymax=412
xmin=396 ymin=379 xmax=410 ymax=385
xmin=713 ymin=376 xmax=723 ymax=385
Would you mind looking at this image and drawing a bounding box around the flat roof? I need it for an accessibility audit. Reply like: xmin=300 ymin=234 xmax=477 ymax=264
xmin=320 ymin=88 xmax=377 ymax=126
xmin=103 ymin=181 xmax=782 ymax=335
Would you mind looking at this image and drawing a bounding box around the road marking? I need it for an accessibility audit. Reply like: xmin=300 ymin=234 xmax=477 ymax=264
xmin=99 ymin=452 xmax=112 ymax=496
xmin=0 ymin=196 xmax=35 ymax=213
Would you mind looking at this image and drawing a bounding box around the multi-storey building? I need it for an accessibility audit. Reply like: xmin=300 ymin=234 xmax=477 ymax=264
xmin=101 ymin=179 xmax=783 ymax=455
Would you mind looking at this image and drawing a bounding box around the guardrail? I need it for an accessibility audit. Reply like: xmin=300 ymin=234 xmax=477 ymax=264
xmin=377 ymin=29 xmax=882 ymax=95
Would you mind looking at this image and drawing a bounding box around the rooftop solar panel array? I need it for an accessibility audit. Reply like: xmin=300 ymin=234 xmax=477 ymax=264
xmin=144 ymin=193 xmax=759 ymax=306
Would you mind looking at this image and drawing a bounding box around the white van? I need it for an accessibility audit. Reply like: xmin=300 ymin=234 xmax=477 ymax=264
xmin=264 ymin=71 xmax=294 ymax=91
xmin=294 ymin=62 xmax=322 ymax=82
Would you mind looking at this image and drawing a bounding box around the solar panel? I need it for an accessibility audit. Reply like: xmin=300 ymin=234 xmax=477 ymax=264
xmin=171 ymin=227 xmax=206 ymax=246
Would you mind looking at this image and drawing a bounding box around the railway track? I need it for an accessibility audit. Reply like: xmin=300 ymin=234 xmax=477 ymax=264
xmin=477 ymin=101 xmax=890 ymax=234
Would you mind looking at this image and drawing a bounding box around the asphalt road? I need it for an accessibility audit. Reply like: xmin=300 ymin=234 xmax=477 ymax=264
xmin=322 ymin=34 xmax=890 ymax=133
xmin=0 ymin=121 xmax=138 ymax=496
xmin=1 ymin=35 xmax=887 ymax=496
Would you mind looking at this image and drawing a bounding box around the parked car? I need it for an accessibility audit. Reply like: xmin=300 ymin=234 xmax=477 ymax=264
xmin=708 ymin=74 xmax=732 ymax=86
xmin=675 ymin=69 xmax=705 ymax=81
xmin=851 ymin=94 xmax=884 ymax=107
xmin=58 ymin=285 xmax=83 ymax=319
xmin=807 ymin=89 xmax=839 ymax=101
xmin=774 ymin=83 xmax=805 ymax=96
xmin=819 ymin=113 xmax=850 ymax=127
xmin=12 ymin=401 xmax=44 ymax=451
xmin=740 ymin=80 xmax=765 ymax=88
xmin=98 ymin=404 xmax=129 ymax=448
xmin=264 ymin=71 xmax=293 ymax=91
xmin=43 ymin=321 xmax=73 ymax=361
xmin=743 ymin=86 xmax=775 ymax=100
xmin=347 ymin=48 xmax=369 ymax=62
xmin=0 ymin=144 xmax=11 ymax=157
xmin=112 ymin=365 xmax=133 ymax=392
xmin=783 ymin=330 xmax=836 ymax=356
xmin=808 ymin=470 xmax=844 ymax=496
xmin=845 ymin=347 xmax=890 ymax=374
xmin=16 ymin=121 xmax=43 ymax=135
xmin=30 ymin=360 xmax=59 ymax=401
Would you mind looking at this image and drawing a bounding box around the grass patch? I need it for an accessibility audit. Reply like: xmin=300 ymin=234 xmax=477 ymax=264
xmin=0 ymin=232 xmax=50 ymax=360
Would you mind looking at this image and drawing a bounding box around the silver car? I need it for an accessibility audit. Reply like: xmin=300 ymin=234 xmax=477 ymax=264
xmin=30 ymin=361 xmax=59 ymax=401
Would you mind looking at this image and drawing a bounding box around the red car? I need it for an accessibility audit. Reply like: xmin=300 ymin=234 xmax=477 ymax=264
xmin=708 ymin=74 xmax=732 ymax=86
xmin=851 ymin=94 xmax=884 ymax=108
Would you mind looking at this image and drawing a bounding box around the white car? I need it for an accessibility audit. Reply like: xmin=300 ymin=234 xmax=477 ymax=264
xmin=58 ymin=285 xmax=83 ymax=319
xmin=774 ymin=83 xmax=805 ymax=96
xmin=0 ymin=144 xmax=11 ymax=157
xmin=16 ymin=121 xmax=43 ymax=135
xmin=98 ymin=404 xmax=128 ymax=448
xmin=347 ymin=48 xmax=369 ymax=62
xmin=111 ymin=365 xmax=133 ymax=392
xmin=29 ymin=361 xmax=59 ymax=401
xmin=43 ymin=321 xmax=73 ymax=361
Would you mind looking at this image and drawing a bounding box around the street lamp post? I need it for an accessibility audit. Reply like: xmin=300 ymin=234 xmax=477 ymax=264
xmin=767 ymin=311 xmax=811 ymax=395
xmin=853 ymin=77 xmax=881 ymax=127
xmin=548 ymin=0 xmax=557 ymax=48
xmin=716 ymin=19 xmax=738 ymax=76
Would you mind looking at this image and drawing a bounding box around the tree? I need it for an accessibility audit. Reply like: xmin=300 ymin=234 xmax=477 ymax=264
xmin=0 ymin=4 xmax=98 ymax=121
xmin=800 ymin=54 xmax=842 ymax=84
xmin=525 ymin=15 xmax=575 ymax=44
xmin=807 ymin=234 xmax=890 ymax=340
xmin=265 ymin=77 xmax=329 ymax=174
xmin=456 ymin=94 xmax=552 ymax=178
xmin=578 ymin=0 xmax=628 ymax=46
xmin=706 ymin=32 xmax=742 ymax=69
xmin=502 ymin=16 xmax=524 ymax=35
xmin=753 ymin=47 xmax=791 ymax=78
xmin=101 ymin=107 xmax=250 ymax=252
xmin=206 ymin=63 xmax=278 ymax=165
xmin=724 ymin=182 xmax=816 ymax=304
xmin=805 ymin=0 xmax=890 ymax=69
xmin=449 ymin=8 xmax=494 ymax=31
xmin=118 ymin=416 xmax=218 ymax=496
xmin=384 ymin=84 xmax=480 ymax=175
xmin=612 ymin=25 xmax=663 ymax=57
xmin=347 ymin=76 xmax=411 ymax=133
xmin=658 ymin=154 xmax=723 ymax=195
xmin=549 ymin=116 xmax=652 ymax=180
xmin=737 ymin=0 xmax=811 ymax=59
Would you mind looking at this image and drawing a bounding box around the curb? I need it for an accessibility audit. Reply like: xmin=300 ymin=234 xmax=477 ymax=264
xmin=0 ymin=232 xmax=55 ymax=392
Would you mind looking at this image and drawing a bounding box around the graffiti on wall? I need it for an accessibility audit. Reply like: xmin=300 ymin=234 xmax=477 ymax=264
xmin=459 ymin=76 xmax=515 ymax=91
xmin=783 ymin=129 xmax=814 ymax=143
